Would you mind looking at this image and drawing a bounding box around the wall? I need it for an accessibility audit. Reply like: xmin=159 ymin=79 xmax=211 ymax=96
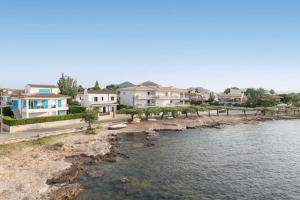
xmin=3 ymin=118 xmax=83 ymax=133
xmin=119 ymin=91 xmax=135 ymax=106
xmin=25 ymin=86 xmax=60 ymax=94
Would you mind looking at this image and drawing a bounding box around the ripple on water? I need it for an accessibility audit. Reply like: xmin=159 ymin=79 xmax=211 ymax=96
xmin=75 ymin=120 xmax=300 ymax=200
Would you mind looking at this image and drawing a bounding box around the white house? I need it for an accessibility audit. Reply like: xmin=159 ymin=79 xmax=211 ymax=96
xmin=118 ymin=85 xmax=189 ymax=108
xmin=0 ymin=88 xmax=23 ymax=107
xmin=11 ymin=84 xmax=69 ymax=118
xmin=217 ymin=89 xmax=247 ymax=105
xmin=76 ymin=89 xmax=118 ymax=114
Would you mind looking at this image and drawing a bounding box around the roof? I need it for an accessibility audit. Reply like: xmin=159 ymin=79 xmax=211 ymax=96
xmin=118 ymin=85 xmax=187 ymax=92
xmin=18 ymin=93 xmax=70 ymax=99
xmin=78 ymin=89 xmax=117 ymax=95
xmin=27 ymin=84 xmax=58 ymax=88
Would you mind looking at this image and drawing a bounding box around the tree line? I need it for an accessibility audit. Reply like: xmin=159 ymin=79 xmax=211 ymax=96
xmin=118 ymin=105 xmax=299 ymax=121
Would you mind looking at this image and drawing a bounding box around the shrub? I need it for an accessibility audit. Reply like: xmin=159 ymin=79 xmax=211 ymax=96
xmin=117 ymin=104 xmax=133 ymax=110
xmin=67 ymin=99 xmax=80 ymax=106
xmin=86 ymin=128 xmax=97 ymax=135
xmin=3 ymin=114 xmax=82 ymax=126
xmin=69 ymin=106 xmax=86 ymax=114
xmin=54 ymin=141 xmax=64 ymax=147
xmin=2 ymin=107 xmax=14 ymax=117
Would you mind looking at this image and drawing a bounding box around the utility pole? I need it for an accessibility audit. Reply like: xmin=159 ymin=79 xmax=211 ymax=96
xmin=0 ymin=88 xmax=7 ymax=134
xmin=0 ymin=88 xmax=3 ymax=134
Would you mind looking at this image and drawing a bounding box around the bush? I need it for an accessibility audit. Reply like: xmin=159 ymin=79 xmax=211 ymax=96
xmin=86 ymin=128 xmax=97 ymax=135
xmin=53 ymin=141 xmax=64 ymax=148
xmin=69 ymin=106 xmax=86 ymax=114
xmin=3 ymin=114 xmax=82 ymax=126
xmin=2 ymin=107 xmax=14 ymax=117
xmin=67 ymin=99 xmax=80 ymax=106
xmin=117 ymin=104 xmax=133 ymax=110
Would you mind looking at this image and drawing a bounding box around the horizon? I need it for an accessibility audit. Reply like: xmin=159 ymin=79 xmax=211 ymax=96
xmin=1 ymin=0 xmax=300 ymax=92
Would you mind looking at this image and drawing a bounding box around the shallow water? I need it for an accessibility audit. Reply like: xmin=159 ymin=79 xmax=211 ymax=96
xmin=75 ymin=120 xmax=300 ymax=200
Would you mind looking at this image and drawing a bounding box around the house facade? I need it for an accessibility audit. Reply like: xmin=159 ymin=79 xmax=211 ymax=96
xmin=217 ymin=89 xmax=247 ymax=105
xmin=76 ymin=89 xmax=118 ymax=113
xmin=11 ymin=84 xmax=69 ymax=118
xmin=118 ymin=85 xmax=189 ymax=108
xmin=0 ymin=88 xmax=23 ymax=107
xmin=188 ymin=89 xmax=212 ymax=103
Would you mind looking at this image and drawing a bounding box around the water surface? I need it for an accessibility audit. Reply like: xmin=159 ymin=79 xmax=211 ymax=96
xmin=76 ymin=120 xmax=300 ymax=200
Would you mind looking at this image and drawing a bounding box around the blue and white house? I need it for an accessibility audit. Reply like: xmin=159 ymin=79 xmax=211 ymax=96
xmin=11 ymin=84 xmax=69 ymax=118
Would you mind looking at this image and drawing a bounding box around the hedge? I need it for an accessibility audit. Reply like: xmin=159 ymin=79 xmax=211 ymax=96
xmin=3 ymin=113 xmax=82 ymax=126
xmin=69 ymin=106 xmax=86 ymax=114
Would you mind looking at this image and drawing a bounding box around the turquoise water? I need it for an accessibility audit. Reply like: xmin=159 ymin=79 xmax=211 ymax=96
xmin=75 ymin=120 xmax=300 ymax=200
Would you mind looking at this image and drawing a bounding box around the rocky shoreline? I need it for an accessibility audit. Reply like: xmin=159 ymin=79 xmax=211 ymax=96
xmin=0 ymin=114 xmax=299 ymax=200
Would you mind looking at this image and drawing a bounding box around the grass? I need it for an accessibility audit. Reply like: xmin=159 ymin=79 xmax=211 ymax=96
xmin=0 ymin=132 xmax=79 ymax=156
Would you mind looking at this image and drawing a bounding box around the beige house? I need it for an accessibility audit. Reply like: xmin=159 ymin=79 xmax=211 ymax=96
xmin=217 ymin=89 xmax=247 ymax=105
xmin=118 ymin=85 xmax=189 ymax=108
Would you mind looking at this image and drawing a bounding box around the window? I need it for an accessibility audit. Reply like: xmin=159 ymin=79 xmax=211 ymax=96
xmin=58 ymin=100 xmax=62 ymax=108
xmin=38 ymin=89 xmax=50 ymax=94
xmin=111 ymin=96 xmax=115 ymax=101
xmin=102 ymin=97 xmax=104 ymax=101
xmin=165 ymin=92 xmax=168 ymax=97
xmin=22 ymin=100 xmax=26 ymax=108
xmin=147 ymin=91 xmax=151 ymax=96
xmin=147 ymin=100 xmax=151 ymax=104
xmin=94 ymin=97 xmax=98 ymax=102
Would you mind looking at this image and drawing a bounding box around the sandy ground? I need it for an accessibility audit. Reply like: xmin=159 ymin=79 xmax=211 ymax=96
xmin=0 ymin=130 xmax=111 ymax=200
xmin=0 ymin=114 xmax=297 ymax=200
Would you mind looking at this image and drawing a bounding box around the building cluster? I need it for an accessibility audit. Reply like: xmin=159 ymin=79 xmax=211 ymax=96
xmin=0 ymin=82 xmax=278 ymax=119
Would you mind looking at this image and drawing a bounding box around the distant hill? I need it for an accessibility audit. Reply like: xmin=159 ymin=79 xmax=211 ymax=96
xmin=188 ymin=87 xmax=210 ymax=93
xmin=140 ymin=81 xmax=160 ymax=86
xmin=118 ymin=81 xmax=135 ymax=88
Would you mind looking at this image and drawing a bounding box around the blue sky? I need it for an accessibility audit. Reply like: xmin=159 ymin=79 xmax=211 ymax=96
xmin=0 ymin=0 xmax=300 ymax=92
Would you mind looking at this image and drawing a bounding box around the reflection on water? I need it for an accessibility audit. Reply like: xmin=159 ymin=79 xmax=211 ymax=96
xmin=76 ymin=120 xmax=300 ymax=200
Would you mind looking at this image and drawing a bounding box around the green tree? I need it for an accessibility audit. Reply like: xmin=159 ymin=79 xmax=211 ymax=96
xmin=144 ymin=107 xmax=161 ymax=120
xmin=270 ymin=89 xmax=276 ymax=95
xmin=224 ymin=87 xmax=239 ymax=94
xmin=57 ymin=73 xmax=78 ymax=97
xmin=81 ymin=109 xmax=98 ymax=131
xmin=118 ymin=108 xmax=143 ymax=120
xmin=93 ymin=81 xmax=101 ymax=90
xmin=208 ymin=93 xmax=215 ymax=103
xmin=106 ymin=84 xmax=120 ymax=91
xmin=78 ymin=85 xmax=84 ymax=92
xmin=180 ymin=107 xmax=197 ymax=118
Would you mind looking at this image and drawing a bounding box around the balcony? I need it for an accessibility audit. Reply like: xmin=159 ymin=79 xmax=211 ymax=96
xmin=135 ymin=95 xmax=189 ymax=100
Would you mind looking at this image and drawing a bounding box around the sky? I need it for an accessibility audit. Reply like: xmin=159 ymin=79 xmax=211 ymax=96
xmin=0 ymin=0 xmax=300 ymax=92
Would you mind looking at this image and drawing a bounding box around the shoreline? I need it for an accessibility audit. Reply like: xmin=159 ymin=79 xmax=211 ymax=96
xmin=0 ymin=114 xmax=299 ymax=200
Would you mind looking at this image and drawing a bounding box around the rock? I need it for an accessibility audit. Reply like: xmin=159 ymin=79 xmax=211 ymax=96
xmin=46 ymin=164 xmax=83 ymax=185
xmin=85 ymin=168 xmax=104 ymax=177
xmin=44 ymin=184 xmax=82 ymax=200
xmin=120 ymin=176 xmax=134 ymax=184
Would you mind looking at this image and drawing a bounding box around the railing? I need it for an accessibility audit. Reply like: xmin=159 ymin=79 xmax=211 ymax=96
xmin=135 ymin=95 xmax=189 ymax=100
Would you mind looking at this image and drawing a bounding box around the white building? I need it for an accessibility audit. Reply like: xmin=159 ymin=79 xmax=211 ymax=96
xmin=217 ymin=89 xmax=247 ymax=105
xmin=118 ymin=85 xmax=189 ymax=108
xmin=11 ymin=84 xmax=69 ymax=118
xmin=76 ymin=89 xmax=118 ymax=113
